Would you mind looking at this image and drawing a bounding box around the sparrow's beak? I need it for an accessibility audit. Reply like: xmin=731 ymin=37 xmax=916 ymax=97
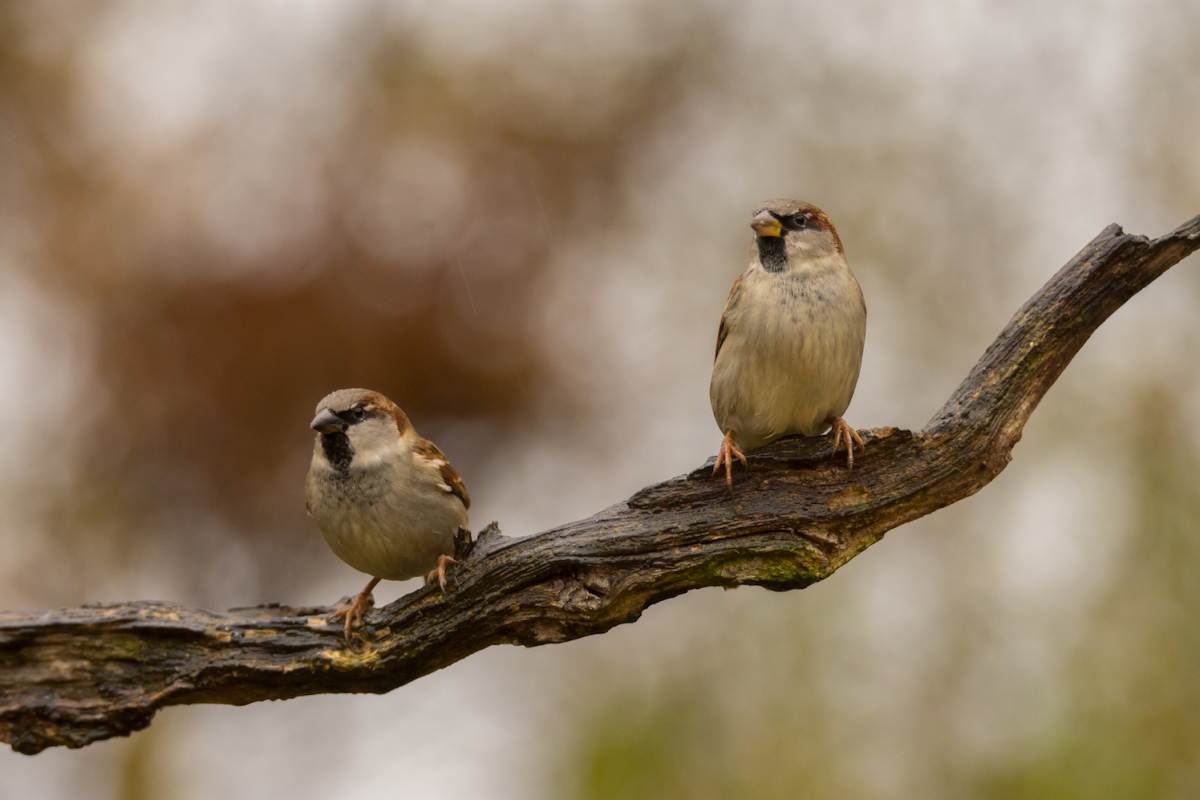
xmin=751 ymin=210 xmax=782 ymax=238
xmin=310 ymin=408 xmax=346 ymax=434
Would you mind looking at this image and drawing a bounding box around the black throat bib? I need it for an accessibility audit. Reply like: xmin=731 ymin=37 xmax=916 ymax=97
xmin=756 ymin=236 xmax=788 ymax=273
xmin=320 ymin=432 xmax=354 ymax=473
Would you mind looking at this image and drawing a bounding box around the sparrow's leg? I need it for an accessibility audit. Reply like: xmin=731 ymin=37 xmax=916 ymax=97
xmin=331 ymin=576 xmax=381 ymax=642
xmin=712 ymin=430 xmax=749 ymax=488
xmin=425 ymin=554 xmax=458 ymax=593
xmin=829 ymin=417 xmax=866 ymax=468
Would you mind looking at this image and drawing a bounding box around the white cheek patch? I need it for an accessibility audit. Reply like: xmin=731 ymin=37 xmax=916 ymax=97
xmin=350 ymin=436 xmax=407 ymax=468
xmin=351 ymin=450 xmax=387 ymax=468
xmin=437 ymin=482 xmax=453 ymax=493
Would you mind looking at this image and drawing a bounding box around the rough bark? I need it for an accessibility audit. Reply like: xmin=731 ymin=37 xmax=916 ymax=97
xmin=3 ymin=216 xmax=1198 ymax=755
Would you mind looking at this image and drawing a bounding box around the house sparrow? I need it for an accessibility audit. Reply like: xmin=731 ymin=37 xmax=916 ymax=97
xmin=305 ymin=388 xmax=470 ymax=641
xmin=709 ymin=200 xmax=867 ymax=487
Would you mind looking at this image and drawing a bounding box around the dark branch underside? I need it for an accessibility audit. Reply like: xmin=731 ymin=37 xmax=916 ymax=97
xmin=3 ymin=216 xmax=1198 ymax=755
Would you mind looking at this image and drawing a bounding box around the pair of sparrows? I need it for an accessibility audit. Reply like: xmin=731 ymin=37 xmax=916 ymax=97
xmin=306 ymin=199 xmax=866 ymax=640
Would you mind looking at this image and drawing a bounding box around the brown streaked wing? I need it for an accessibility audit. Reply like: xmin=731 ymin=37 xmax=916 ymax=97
xmin=715 ymin=274 xmax=743 ymax=361
xmin=412 ymin=438 xmax=471 ymax=509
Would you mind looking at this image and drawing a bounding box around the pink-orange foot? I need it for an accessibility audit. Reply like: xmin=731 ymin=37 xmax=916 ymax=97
xmin=712 ymin=430 xmax=749 ymax=488
xmin=425 ymin=554 xmax=459 ymax=592
xmin=331 ymin=576 xmax=381 ymax=642
xmin=829 ymin=417 xmax=866 ymax=468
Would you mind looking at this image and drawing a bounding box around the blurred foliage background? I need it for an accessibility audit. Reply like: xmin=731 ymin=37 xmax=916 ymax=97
xmin=1 ymin=1 xmax=1198 ymax=798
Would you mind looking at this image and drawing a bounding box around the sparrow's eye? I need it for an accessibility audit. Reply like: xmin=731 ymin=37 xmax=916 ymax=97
xmin=349 ymin=405 xmax=367 ymax=422
xmin=791 ymin=214 xmax=808 ymax=229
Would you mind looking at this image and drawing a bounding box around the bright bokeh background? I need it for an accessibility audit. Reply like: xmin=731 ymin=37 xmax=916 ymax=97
xmin=2 ymin=2 xmax=1198 ymax=798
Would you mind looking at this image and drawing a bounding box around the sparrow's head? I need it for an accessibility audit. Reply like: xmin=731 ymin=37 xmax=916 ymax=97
xmin=750 ymin=199 xmax=843 ymax=272
xmin=310 ymin=388 xmax=412 ymax=470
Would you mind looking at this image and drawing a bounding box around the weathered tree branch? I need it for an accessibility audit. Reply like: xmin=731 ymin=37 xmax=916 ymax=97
xmin=3 ymin=217 xmax=1198 ymax=755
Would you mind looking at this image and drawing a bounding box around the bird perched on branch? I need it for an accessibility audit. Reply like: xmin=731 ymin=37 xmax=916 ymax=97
xmin=305 ymin=388 xmax=469 ymax=641
xmin=709 ymin=200 xmax=867 ymax=487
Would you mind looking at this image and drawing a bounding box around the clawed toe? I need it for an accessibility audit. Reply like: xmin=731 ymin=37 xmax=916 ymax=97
xmin=331 ymin=596 xmax=369 ymax=642
xmin=829 ymin=417 xmax=866 ymax=468
xmin=331 ymin=576 xmax=380 ymax=643
xmin=712 ymin=431 xmax=748 ymax=488
xmin=425 ymin=554 xmax=459 ymax=593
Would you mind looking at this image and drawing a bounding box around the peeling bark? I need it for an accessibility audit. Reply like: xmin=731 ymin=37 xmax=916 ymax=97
xmin=2 ymin=216 xmax=1198 ymax=755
